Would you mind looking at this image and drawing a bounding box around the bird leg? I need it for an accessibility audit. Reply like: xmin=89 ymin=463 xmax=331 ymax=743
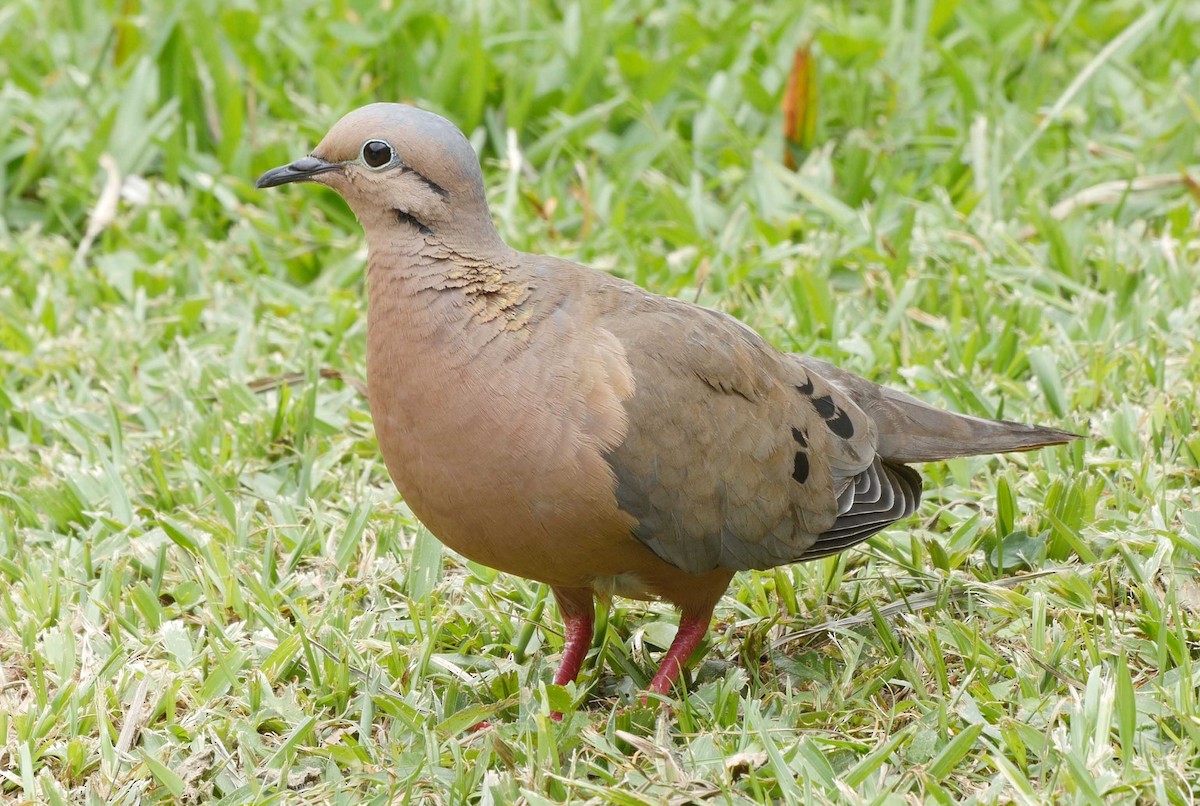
xmin=646 ymin=611 xmax=712 ymax=697
xmin=549 ymin=587 xmax=595 ymax=720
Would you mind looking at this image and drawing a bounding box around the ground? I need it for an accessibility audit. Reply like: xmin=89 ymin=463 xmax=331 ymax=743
xmin=1 ymin=0 xmax=1198 ymax=802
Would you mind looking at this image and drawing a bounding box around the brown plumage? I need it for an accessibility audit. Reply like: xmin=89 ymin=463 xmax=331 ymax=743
xmin=257 ymin=104 xmax=1081 ymax=705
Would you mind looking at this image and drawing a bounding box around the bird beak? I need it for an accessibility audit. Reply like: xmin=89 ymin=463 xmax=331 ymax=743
xmin=255 ymin=155 xmax=340 ymax=189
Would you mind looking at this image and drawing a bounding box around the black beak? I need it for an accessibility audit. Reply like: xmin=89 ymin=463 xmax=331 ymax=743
xmin=255 ymin=156 xmax=340 ymax=189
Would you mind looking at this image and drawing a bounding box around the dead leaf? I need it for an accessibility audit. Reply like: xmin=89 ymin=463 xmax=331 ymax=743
xmin=615 ymin=729 xmax=685 ymax=780
xmin=725 ymin=749 xmax=768 ymax=780
xmin=782 ymin=39 xmax=819 ymax=169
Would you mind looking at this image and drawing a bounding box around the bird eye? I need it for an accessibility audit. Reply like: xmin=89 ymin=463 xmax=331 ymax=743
xmin=361 ymin=139 xmax=393 ymax=169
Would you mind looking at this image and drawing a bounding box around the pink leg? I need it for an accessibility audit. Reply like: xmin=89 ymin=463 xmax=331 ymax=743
xmin=550 ymin=587 xmax=595 ymax=720
xmin=553 ymin=604 xmax=595 ymax=686
xmin=646 ymin=613 xmax=711 ymax=698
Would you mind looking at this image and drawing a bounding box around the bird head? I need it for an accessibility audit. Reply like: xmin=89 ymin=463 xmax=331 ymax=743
xmin=256 ymin=103 xmax=503 ymax=254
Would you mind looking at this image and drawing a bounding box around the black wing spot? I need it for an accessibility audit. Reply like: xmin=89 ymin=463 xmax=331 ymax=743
xmin=792 ymin=451 xmax=810 ymax=484
xmin=791 ymin=426 xmax=808 ymax=447
xmin=795 ymin=377 xmax=814 ymax=395
xmin=810 ymin=394 xmax=837 ymax=419
xmin=825 ymin=408 xmax=855 ymax=439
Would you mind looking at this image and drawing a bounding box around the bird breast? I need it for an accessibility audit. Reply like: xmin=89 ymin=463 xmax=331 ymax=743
xmin=363 ymin=257 xmax=640 ymax=587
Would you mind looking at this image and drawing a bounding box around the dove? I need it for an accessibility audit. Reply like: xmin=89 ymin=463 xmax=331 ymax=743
xmin=257 ymin=104 xmax=1079 ymax=703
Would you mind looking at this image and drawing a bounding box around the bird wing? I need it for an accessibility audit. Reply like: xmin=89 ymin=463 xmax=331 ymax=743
xmin=593 ymin=283 xmax=919 ymax=574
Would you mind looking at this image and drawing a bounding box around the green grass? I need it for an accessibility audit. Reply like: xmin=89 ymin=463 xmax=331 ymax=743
xmin=2 ymin=0 xmax=1199 ymax=801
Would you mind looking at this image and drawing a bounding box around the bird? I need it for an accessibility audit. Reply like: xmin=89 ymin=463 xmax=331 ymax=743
xmin=256 ymin=103 xmax=1081 ymax=705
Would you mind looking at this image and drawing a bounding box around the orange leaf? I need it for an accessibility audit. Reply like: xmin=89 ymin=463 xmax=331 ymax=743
xmin=781 ymin=39 xmax=818 ymax=169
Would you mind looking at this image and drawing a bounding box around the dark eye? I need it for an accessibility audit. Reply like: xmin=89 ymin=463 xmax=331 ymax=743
xmin=361 ymin=139 xmax=393 ymax=169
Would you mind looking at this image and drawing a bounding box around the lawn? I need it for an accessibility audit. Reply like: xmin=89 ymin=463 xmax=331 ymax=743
xmin=2 ymin=0 xmax=1199 ymax=802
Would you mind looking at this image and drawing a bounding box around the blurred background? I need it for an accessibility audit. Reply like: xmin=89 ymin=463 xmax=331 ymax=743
xmin=2 ymin=0 xmax=1199 ymax=802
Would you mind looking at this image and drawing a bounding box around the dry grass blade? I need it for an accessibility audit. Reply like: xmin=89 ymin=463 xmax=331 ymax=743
xmin=115 ymin=671 xmax=151 ymax=757
xmin=1019 ymin=168 xmax=1200 ymax=239
xmin=75 ymin=153 xmax=122 ymax=264
xmin=245 ymin=367 xmax=369 ymax=398
xmin=1002 ymin=3 xmax=1165 ymax=180
xmin=773 ymin=569 xmax=1064 ymax=647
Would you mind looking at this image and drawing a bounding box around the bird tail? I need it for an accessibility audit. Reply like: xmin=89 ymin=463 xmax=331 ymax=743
xmin=791 ymin=355 xmax=1083 ymax=464
xmin=868 ymin=388 xmax=1081 ymax=462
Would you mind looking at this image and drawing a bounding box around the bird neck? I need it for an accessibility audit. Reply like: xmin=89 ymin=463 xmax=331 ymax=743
xmin=365 ymin=235 xmax=534 ymax=341
xmin=358 ymin=201 xmax=512 ymax=267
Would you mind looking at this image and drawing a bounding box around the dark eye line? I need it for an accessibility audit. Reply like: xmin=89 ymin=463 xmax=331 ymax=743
xmin=396 ymin=166 xmax=448 ymax=198
xmin=414 ymin=172 xmax=449 ymax=199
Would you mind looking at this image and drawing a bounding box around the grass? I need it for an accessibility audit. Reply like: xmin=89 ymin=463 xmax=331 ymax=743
xmin=2 ymin=0 xmax=1199 ymax=801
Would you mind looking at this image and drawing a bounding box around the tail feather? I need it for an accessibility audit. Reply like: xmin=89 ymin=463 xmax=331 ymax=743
xmin=792 ymin=355 xmax=1083 ymax=464
xmin=870 ymin=388 xmax=1080 ymax=462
